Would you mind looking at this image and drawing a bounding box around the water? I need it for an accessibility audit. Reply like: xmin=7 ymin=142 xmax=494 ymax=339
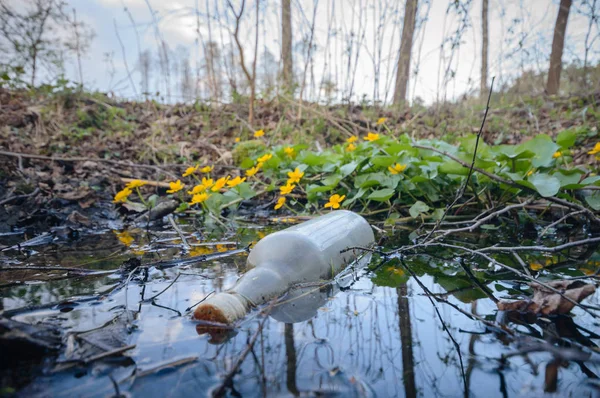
xmin=1 ymin=219 xmax=599 ymax=397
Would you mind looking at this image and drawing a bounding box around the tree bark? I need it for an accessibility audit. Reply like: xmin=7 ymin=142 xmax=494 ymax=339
xmin=546 ymin=0 xmax=572 ymax=95
xmin=393 ymin=0 xmax=418 ymax=106
xmin=281 ymin=0 xmax=293 ymax=95
xmin=480 ymin=0 xmax=488 ymax=97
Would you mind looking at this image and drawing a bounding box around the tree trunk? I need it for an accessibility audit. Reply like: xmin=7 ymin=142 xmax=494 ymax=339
xmin=393 ymin=0 xmax=418 ymax=106
xmin=281 ymin=0 xmax=293 ymax=95
xmin=480 ymin=0 xmax=488 ymax=97
xmin=546 ymin=0 xmax=572 ymax=95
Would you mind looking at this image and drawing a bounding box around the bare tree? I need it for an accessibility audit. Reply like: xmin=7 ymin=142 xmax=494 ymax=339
xmin=393 ymin=0 xmax=418 ymax=105
xmin=546 ymin=0 xmax=572 ymax=95
xmin=281 ymin=0 xmax=293 ymax=94
xmin=226 ymin=0 xmax=260 ymax=125
xmin=480 ymin=0 xmax=488 ymax=97
xmin=0 ymin=0 xmax=93 ymax=87
xmin=138 ymin=49 xmax=152 ymax=99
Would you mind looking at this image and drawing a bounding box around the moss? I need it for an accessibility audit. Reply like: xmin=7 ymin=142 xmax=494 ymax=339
xmin=232 ymin=140 xmax=266 ymax=164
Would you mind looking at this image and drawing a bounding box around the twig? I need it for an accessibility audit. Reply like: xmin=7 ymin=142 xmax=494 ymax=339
xmin=480 ymin=236 xmax=600 ymax=253
xmin=211 ymin=301 xmax=276 ymax=397
xmin=537 ymin=210 xmax=586 ymax=239
xmin=0 ymin=150 xmax=178 ymax=179
xmin=142 ymin=273 xmax=181 ymax=303
xmin=168 ymin=214 xmax=190 ymax=250
xmin=0 ymin=187 xmax=40 ymax=206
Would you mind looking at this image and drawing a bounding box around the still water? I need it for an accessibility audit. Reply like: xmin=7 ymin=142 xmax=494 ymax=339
xmin=1 ymin=219 xmax=599 ymax=397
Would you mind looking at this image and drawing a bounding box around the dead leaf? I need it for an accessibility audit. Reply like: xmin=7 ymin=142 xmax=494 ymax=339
xmin=497 ymin=280 xmax=596 ymax=315
xmin=66 ymin=211 xmax=90 ymax=226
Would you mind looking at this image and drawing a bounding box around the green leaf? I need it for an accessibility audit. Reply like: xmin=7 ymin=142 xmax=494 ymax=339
xmin=432 ymin=208 xmax=446 ymax=221
xmin=367 ymin=188 xmax=395 ymax=202
xmin=300 ymin=153 xmax=329 ymax=166
xmin=343 ymin=187 xmax=366 ymax=206
xmin=240 ymin=157 xmax=255 ymax=169
xmin=234 ymin=182 xmax=257 ymax=199
xmin=528 ymin=174 xmax=561 ymax=197
xmin=370 ymin=156 xmax=395 ymax=168
xmin=439 ymin=161 xmax=468 ymax=175
xmin=521 ymin=135 xmax=559 ymax=168
xmin=409 ymin=201 xmax=430 ymax=218
xmin=557 ymin=129 xmax=577 ymax=148
xmin=339 ymin=161 xmax=358 ymax=177
xmin=584 ymin=191 xmax=600 ymax=210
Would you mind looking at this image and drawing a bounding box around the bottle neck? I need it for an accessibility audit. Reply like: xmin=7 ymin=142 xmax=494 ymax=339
xmin=231 ymin=265 xmax=287 ymax=306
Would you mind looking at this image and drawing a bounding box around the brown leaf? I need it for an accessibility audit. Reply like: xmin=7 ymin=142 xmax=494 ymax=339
xmin=497 ymin=280 xmax=596 ymax=315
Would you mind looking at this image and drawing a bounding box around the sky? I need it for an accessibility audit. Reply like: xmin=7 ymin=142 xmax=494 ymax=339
xmin=25 ymin=0 xmax=600 ymax=104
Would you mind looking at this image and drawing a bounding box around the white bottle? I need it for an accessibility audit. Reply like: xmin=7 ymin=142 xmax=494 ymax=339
xmin=193 ymin=210 xmax=375 ymax=324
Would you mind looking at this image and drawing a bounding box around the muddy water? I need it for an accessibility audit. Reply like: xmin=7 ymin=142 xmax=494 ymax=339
xmin=1 ymin=221 xmax=599 ymax=397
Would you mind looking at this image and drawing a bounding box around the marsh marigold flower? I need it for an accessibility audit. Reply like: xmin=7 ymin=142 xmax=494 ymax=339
xmin=114 ymin=188 xmax=133 ymax=203
xmin=347 ymin=136 xmax=358 ymax=143
xmin=246 ymin=166 xmax=260 ymax=177
xmin=346 ymin=143 xmax=357 ymax=152
xmin=588 ymin=142 xmax=600 ymax=155
xmin=182 ymin=165 xmax=199 ymax=177
xmin=235 ymin=137 xmax=241 ymax=143
xmin=280 ymin=183 xmax=295 ymax=195
xmin=190 ymin=192 xmax=210 ymax=205
xmin=254 ymin=129 xmax=265 ymax=138
xmin=115 ymin=230 xmax=134 ymax=246
xmin=227 ymin=176 xmax=246 ymax=188
xmin=211 ymin=176 xmax=230 ymax=192
xmin=388 ymin=163 xmax=407 ymax=174
xmin=257 ymin=153 xmax=272 ymax=163
xmin=529 ymin=262 xmax=544 ymax=271
xmin=200 ymin=177 xmax=214 ymax=190
xmin=363 ymin=132 xmax=380 ymax=142
xmin=287 ymin=167 xmax=304 ymax=184
xmin=553 ymin=151 xmax=562 ymax=158
xmin=188 ymin=185 xmax=204 ymax=195
xmin=125 ymin=180 xmax=146 ymax=189
xmin=376 ymin=117 xmax=387 ymax=125
xmin=324 ymin=194 xmax=346 ymax=209
xmin=274 ymin=196 xmax=286 ymax=210
xmin=200 ymin=165 xmax=214 ymax=173
xmin=167 ymin=180 xmax=185 ymax=194
xmin=284 ymin=147 xmax=295 ymax=158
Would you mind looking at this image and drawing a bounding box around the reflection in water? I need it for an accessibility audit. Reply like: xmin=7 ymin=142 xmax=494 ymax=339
xmin=397 ymin=284 xmax=416 ymax=398
xmin=2 ymin=227 xmax=600 ymax=397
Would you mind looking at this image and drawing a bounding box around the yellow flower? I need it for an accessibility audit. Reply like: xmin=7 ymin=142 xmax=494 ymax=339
xmin=363 ymin=132 xmax=380 ymax=142
xmin=125 ymin=180 xmax=146 ymax=189
xmin=553 ymin=151 xmax=562 ymax=158
xmin=235 ymin=137 xmax=241 ymax=143
xmin=588 ymin=142 xmax=600 ymax=155
xmin=347 ymin=136 xmax=358 ymax=143
xmin=257 ymin=153 xmax=272 ymax=163
xmin=114 ymin=188 xmax=133 ymax=203
xmin=182 ymin=165 xmax=199 ymax=177
xmin=115 ymin=230 xmax=134 ymax=246
xmin=166 ymin=180 xmax=185 ymax=194
xmin=526 ymin=169 xmax=534 ymax=176
xmin=530 ymin=262 xmax=544 ymax=271
xmin=200 ymin=177 xmax=214 ymax=190
xmin=227 ymin=176 xmax=246 ymax=188
xmin=254 ymin=129 xmax=265 ymax=138
xmin=274 ymin=196 xmax=286 ymax=210
xmin=211 ymin=176 xmax=230 ymax=192
xmin=190 ymin=192 xmax=210 ymax=205
xmin=200 ymin=165 xmax=214 ymax=173
xmin=346 ymin=143 xmax=357 ymax=152
xmin=324 ymin=194 xmax=346 ymax=209
xmin=216 ymin=244 xmax=228 ymax=252
xmin=376 ymin=117 xmax=387 ymax=125
xmin=388 ymin=163 xmax=407 ymax=174
xmin=280 ymin=183 xmax=295 ymax=195
xmin=287 ymin=167 xmax=304 ymax=184
xmin=284 ymin=146 xmax=295 ymax=158
xmin=190 ymin=246 xmax=213 ymax=256
xmin=246 ymin=166 xmax=260 ymax=177
xmin=188 ymin=184 xmax=205 ymax=195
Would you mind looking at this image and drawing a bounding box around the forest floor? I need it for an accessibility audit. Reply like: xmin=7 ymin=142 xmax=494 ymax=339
xmin=0 ymin=87 xmax=599 ymax=232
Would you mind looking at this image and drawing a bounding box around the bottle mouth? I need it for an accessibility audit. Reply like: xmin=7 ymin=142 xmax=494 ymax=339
xmin=193 ymin=292 xmax=248 ymax=324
